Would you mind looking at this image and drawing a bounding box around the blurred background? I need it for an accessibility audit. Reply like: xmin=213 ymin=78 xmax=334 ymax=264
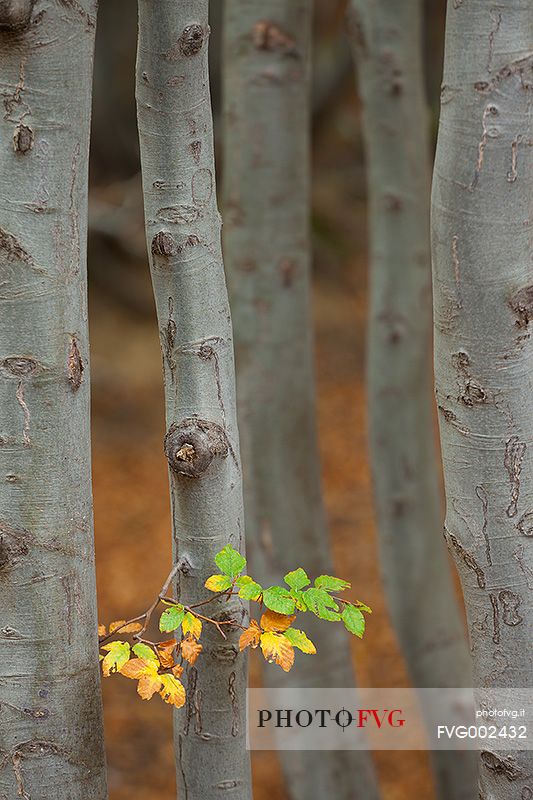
xmin=89 ymin=2 xmax=450 ymax=798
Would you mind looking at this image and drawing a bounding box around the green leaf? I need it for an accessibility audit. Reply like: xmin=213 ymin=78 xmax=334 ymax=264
xmin=132 ymin=643 xmax=159 ymax=662
xmin=284 ymin=568 xmax=310 ymax=591
xmin=237 ymin=577 xmax=263 ymax=601
xmin=205 ymin=574 xmax=233 ymax=592
xmin=291 ymin=590 xmax=308 ymax=611
xmin=303 ymin=588 xmax=340 ymax=621
xmin=341 ymin=604 xmax=366 ymax=638
xmin=314 ymin=575 xmax=351 ymax=592
xmin=354 ymin=601 xmax=372 ymax=614
xmin=262 ymin=586 xmax=296 ymax=615
xmin=283 ymin=628 xmax=316 ymax=654
xmin=215 ymin=544 xmax=246 ymax=579
xmin=159 ymin=604 xmax=185 ymax=632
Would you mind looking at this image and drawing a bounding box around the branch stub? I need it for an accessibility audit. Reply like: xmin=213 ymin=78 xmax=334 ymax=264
xmin=165 ymin=418 xmax=228 ymax=478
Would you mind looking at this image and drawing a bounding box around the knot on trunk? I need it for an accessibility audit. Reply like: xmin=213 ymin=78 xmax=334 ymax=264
xmin=0 ymin=520 xmax=31 ymax=571
xmin=178 ymin=24 xmax=206 ymax=56
xmin=0 ymin=0 xmax=33 ymax=31
xmin=164 ymin=418 xmax=228 ymax=478
xmin=151 ymin=231 xmax=176 ymax=258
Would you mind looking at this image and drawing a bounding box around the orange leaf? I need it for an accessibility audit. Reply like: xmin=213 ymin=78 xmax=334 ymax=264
xmin=109 ymin=620 xmax=143 ymax=634
xmin=260 ymin=610 xmax=296 ymax=633
xmin=260 ymin=631 xmax=294 ymax=672
xmin=119 ymin=622 xmax=143 ymax=634
xmin=181 ymin=636 xmax=203 ymax=665
xmin=239 ymin=620 xmax=261 ymax=651
xmin=109 ymin=620 xmax=126 ymax=633
xmin=172 ymin=664 xmax=184 ymax=678
xmin=98 ymin=624 xmax=106 ymax=637
xmin=157 ymin=639 xmax=177 ymax=668
xmin=120 ymin=658 xmax=158 ymax=680
xmin=159 ymin=674 xmax=186 ymax=708
xmin=137 ymin=673 xmax=162 ymax=701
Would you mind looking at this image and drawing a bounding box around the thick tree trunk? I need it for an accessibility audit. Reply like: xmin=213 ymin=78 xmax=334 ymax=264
xmin=0 ymin=2 xmax=107 ymax=799
xmin=136 ymin=3 xmax=252 ymax=799
xmin=431 ymin=1 xmax=532 ymax=798
xmin=222 ymin=3 xmax=380 ymax=799
xmin=348 ymin=2 xmax=477 ymax=798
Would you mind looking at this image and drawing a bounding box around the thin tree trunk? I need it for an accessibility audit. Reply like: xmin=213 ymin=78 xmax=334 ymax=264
xmin=222 ymin=3 xmax=380 ymax=799
xmin=348 ymin=3 xmax=477 ymax=798
xmin=0 ymin=2 xmax=107 ymax=799
xmin=136 ymin=3 xmax=252 ymax=799
xmin=431 ymin=2 xmax=532 ymax=798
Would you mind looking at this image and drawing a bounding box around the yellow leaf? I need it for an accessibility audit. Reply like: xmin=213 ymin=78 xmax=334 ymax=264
xmin=181 ymin=636 xmax=203 ymax=665
xmin=204 ymin=574 xmax=232 ymax=592
xmin=239 ymin=620 xmax=261 ymax=651
xmin=120 ymin=657 xmax=159 ymax=680
xmin=159 ymin=674 xmax=186 ymax=708
xmin=182 ymin=611 xmax=202 ymax=640
xmin=101 ymin=641 xmax=130 ymax=676
xmin=260 ymin=610 xmax=295 ymax=633
xmin=260 ymin=631 xmax=294 ymax=672
xmin=137 ymin=673 xmax=162 ymax=701
xmin=98 ymin=624 xmax=106 ymax=636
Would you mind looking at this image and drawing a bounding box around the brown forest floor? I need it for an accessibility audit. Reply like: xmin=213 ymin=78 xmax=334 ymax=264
xmin=90 ymin=261 xmax=436 ymax=800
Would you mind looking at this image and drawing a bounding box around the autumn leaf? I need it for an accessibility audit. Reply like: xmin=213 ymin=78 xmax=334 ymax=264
xmin=101 ymin=641 xmax=130 ymax=676
xmin=205 ymin=574 xmax=233 ymax=592
xmin=182 ymin=611 xmax=202 ymax=639
xmin=172 ymin=663 xmax=184 ymax=678
xmin=98 ymin=624 xmax=106 ymax=637
xmin=156 ymin=639 xmax=177 ymax=669
xmin=132 ymin=643 xmax=159 ymax=662
xmin=283 ymin=628 xmax=316 ymax=654
xmin=214 ymin=544 xmax=246 ymax=579
xmin=137 ymin=673 xmax=163 ymax=701
xmin=239 ymin=619 xmax=262 ymax=651
xmin=260 ymin=610 xmax=295 ymax=633
xmin=120 ymin=657 xmax=158 ymax=680
xmin=181 ymin=636 xmax=203 ymax=665
xmin=159 ymin=604 xmax=185 ymax=632
xmin=110 ymin=620 xmax=142 ymax=634
xmin=260 ymin=631 xmax=294 ymax=672
xmin=159 ymin=674 xmax=186 ymax=708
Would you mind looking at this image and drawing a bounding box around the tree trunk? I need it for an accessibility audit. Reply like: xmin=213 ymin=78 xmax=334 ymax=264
xmin=0 ymin=2 xmax=107 ymax=799
xmin=222 ymin=3 xmax=380 ymax=799
xmin=348 ymin=3 xmax=478 ymax=798
xmin=136 ymin=3 xmax=252 ymax=799
xmin=431 ymin=2 xmax=532 ymax=798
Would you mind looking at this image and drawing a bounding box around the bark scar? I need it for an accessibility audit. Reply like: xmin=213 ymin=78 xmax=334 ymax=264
xmin=504 ymin=435 xmax=526 ymax=518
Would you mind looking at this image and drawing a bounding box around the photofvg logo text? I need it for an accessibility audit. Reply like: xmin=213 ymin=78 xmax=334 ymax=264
xmin=258 ymin=707 xmax=405 ymax=731
xmin=247 ymin=688 xmax=533 ymax=750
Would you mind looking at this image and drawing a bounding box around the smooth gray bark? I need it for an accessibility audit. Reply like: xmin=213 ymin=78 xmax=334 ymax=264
xmin=222 ymin=3 xmax=380 ymax=799
xmin=348 ymin=2 xmax=477 ymax=798
xmin=0 ymin=2 xmax=107 ymax=799
xmin=136 ymin=3 xmax=252 ymax=799
xmin=432 ymin=1 xmax=532 ymax=798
